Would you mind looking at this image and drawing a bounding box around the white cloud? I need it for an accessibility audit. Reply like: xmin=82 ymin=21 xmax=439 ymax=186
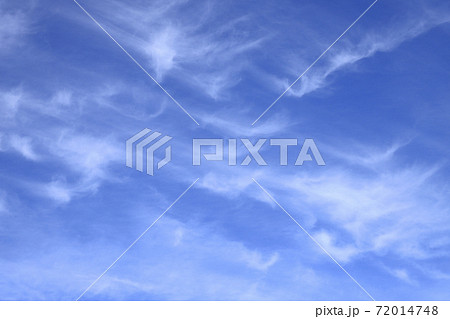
xmin=257 ymin=154 xmax=449 ymax=265
xmin=1 ymin=134 xmax=40 ymax=161
xmin=198 ymin=170 xmax=254 ymax=198
xmin=324 ymin=140 xmax=411 ymax=169
xmin=195 ymin=138 xmax=450 ymax=273
xmin=51 ymin=90 xmax=73 ymax=107
xmin=384 ymin=267 xmax=416 ymax=285
xmin=51 ymin=132 xmax=121 ymax=179
xmin=240 ymin=251 xmax=279 ymax=271
xmin=0 ymin=85 xmax=126 ymax=204
xmin=0 ymin=88 xmax=23 ymax=118
xmin=313 ymin=230 xmax=358 ymax=263
xmin=34 ymin=131 xmax=123 ymax=203
xmin=0 ymin=86 xmax=77 ymax=122
xmin=71 ymin=0 xmax=266 ymax=98
xmin=199 ymin=111 xmax=293 ymax=137
xmin=272 ymin=3 xmax=450 ymax=99
xmin=143 ymin=26 xmax=178 ymax=80
xmin=42 ymin=178 xmax=74 ymax=204
xmin=0 ymin=7 xmax=29 ymax=52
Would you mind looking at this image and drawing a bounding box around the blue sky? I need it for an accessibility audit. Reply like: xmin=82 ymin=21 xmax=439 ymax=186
xmin=0 ymin=0 xmax=450 ymax=301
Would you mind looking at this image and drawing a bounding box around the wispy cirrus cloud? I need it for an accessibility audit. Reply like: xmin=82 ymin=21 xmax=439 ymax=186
xmin=195 ymin=139 xmax=450 ymax=273
xmin=0 ymin=6 xmax=29 ymax=53
xmin=198 ymin=109 xmax=295 ymax=137
xmin=2 ymin=134 xmax=40 ymax=161
xmin=0 ymin=85 xmax=124 ymax=204
xmin=0 ymin=87 xmax=23 ymax=119
xmin=268 ymin=0 xmax=450 ymax=99
xmin=261 ymin=161 xmax=449 ymax=265
xmin=70 ymin=0 xmax=266 ymax=99
xmin=35 ymin=131 xmax=122 ymax=204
